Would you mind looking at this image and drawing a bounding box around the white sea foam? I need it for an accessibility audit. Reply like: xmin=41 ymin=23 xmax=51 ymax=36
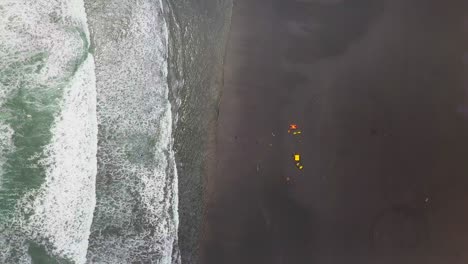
xmin=0 ymin=0 xmax=97 ymax=263
xmin=0 ymin=122 xmax=14 ymax=190
xmin=0 ymin=0 xmax=88 ymax=86
xmin=1 ymin=0 xmax=179 ymax=261
xmin=84 ymin=0 xmax=179 ymax=262
xmin=22 ymin=55 xmax=97 ymax=264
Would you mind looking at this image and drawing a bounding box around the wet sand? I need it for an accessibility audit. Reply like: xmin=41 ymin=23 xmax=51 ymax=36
xmin=201 ymin=0 xmax=468 ymax=263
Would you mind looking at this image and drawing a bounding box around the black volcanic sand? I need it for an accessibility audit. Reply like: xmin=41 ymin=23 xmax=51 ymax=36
xmin=201 ymin=0 xmax=468 ymax=263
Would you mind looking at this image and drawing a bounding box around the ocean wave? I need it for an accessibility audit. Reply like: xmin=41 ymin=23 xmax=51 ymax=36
xmin=0 ymin=0 xmax=97 ymax=263
xmin=0 ymin=0 xmax=180 ymax=262
xmin=84 ymin=0 xmax=179 ymax=262
xmin=20 ymin=55 xmax=97 ymax=264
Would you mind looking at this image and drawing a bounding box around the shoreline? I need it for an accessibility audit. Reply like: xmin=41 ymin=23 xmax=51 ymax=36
xmin=167 ymin=1 xmax=233 ymax=263
xmin=200 ymin=0 xmax=468 ymax=263
xmin=199 ymin=3 xmax=234 ymax=262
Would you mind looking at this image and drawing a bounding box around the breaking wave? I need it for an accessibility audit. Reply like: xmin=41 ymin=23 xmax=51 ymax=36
xmin=84 ymin=0 xmax=179 ymax=261
xmin=0 ymin=0 xmax=97 ymax=262
xmin=0 ymin=0 xmax=179 ymax=263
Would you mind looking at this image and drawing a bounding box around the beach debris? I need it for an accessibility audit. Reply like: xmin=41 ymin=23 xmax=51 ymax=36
xmin=425 ymin=197 xmax=430 ymax=203
xmin=271 ymin=132 xmax=275 ymax=137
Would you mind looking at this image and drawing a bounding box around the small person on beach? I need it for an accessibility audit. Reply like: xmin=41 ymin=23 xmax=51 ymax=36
xmin=292 ymin=153 xmax=304 ymax=170
xmin=288 ymin=123 xmax=302 ymax=135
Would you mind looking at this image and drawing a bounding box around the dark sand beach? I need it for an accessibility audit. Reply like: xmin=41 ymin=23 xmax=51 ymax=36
xmin=201 ymin=0 xmax=468 ymax=263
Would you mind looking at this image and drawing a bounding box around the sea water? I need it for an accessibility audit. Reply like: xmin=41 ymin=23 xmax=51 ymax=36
xmin=0 ymin=0 xmax=231 ymax=262
xmin=84 ymin=0 xmax=179 ymax=263
xmin=0 ymin=0 xmax=97 ymax=263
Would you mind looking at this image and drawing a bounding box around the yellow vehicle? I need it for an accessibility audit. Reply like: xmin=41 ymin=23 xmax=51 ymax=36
xmin=294 ymin=154 xmax=300 ymax=161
